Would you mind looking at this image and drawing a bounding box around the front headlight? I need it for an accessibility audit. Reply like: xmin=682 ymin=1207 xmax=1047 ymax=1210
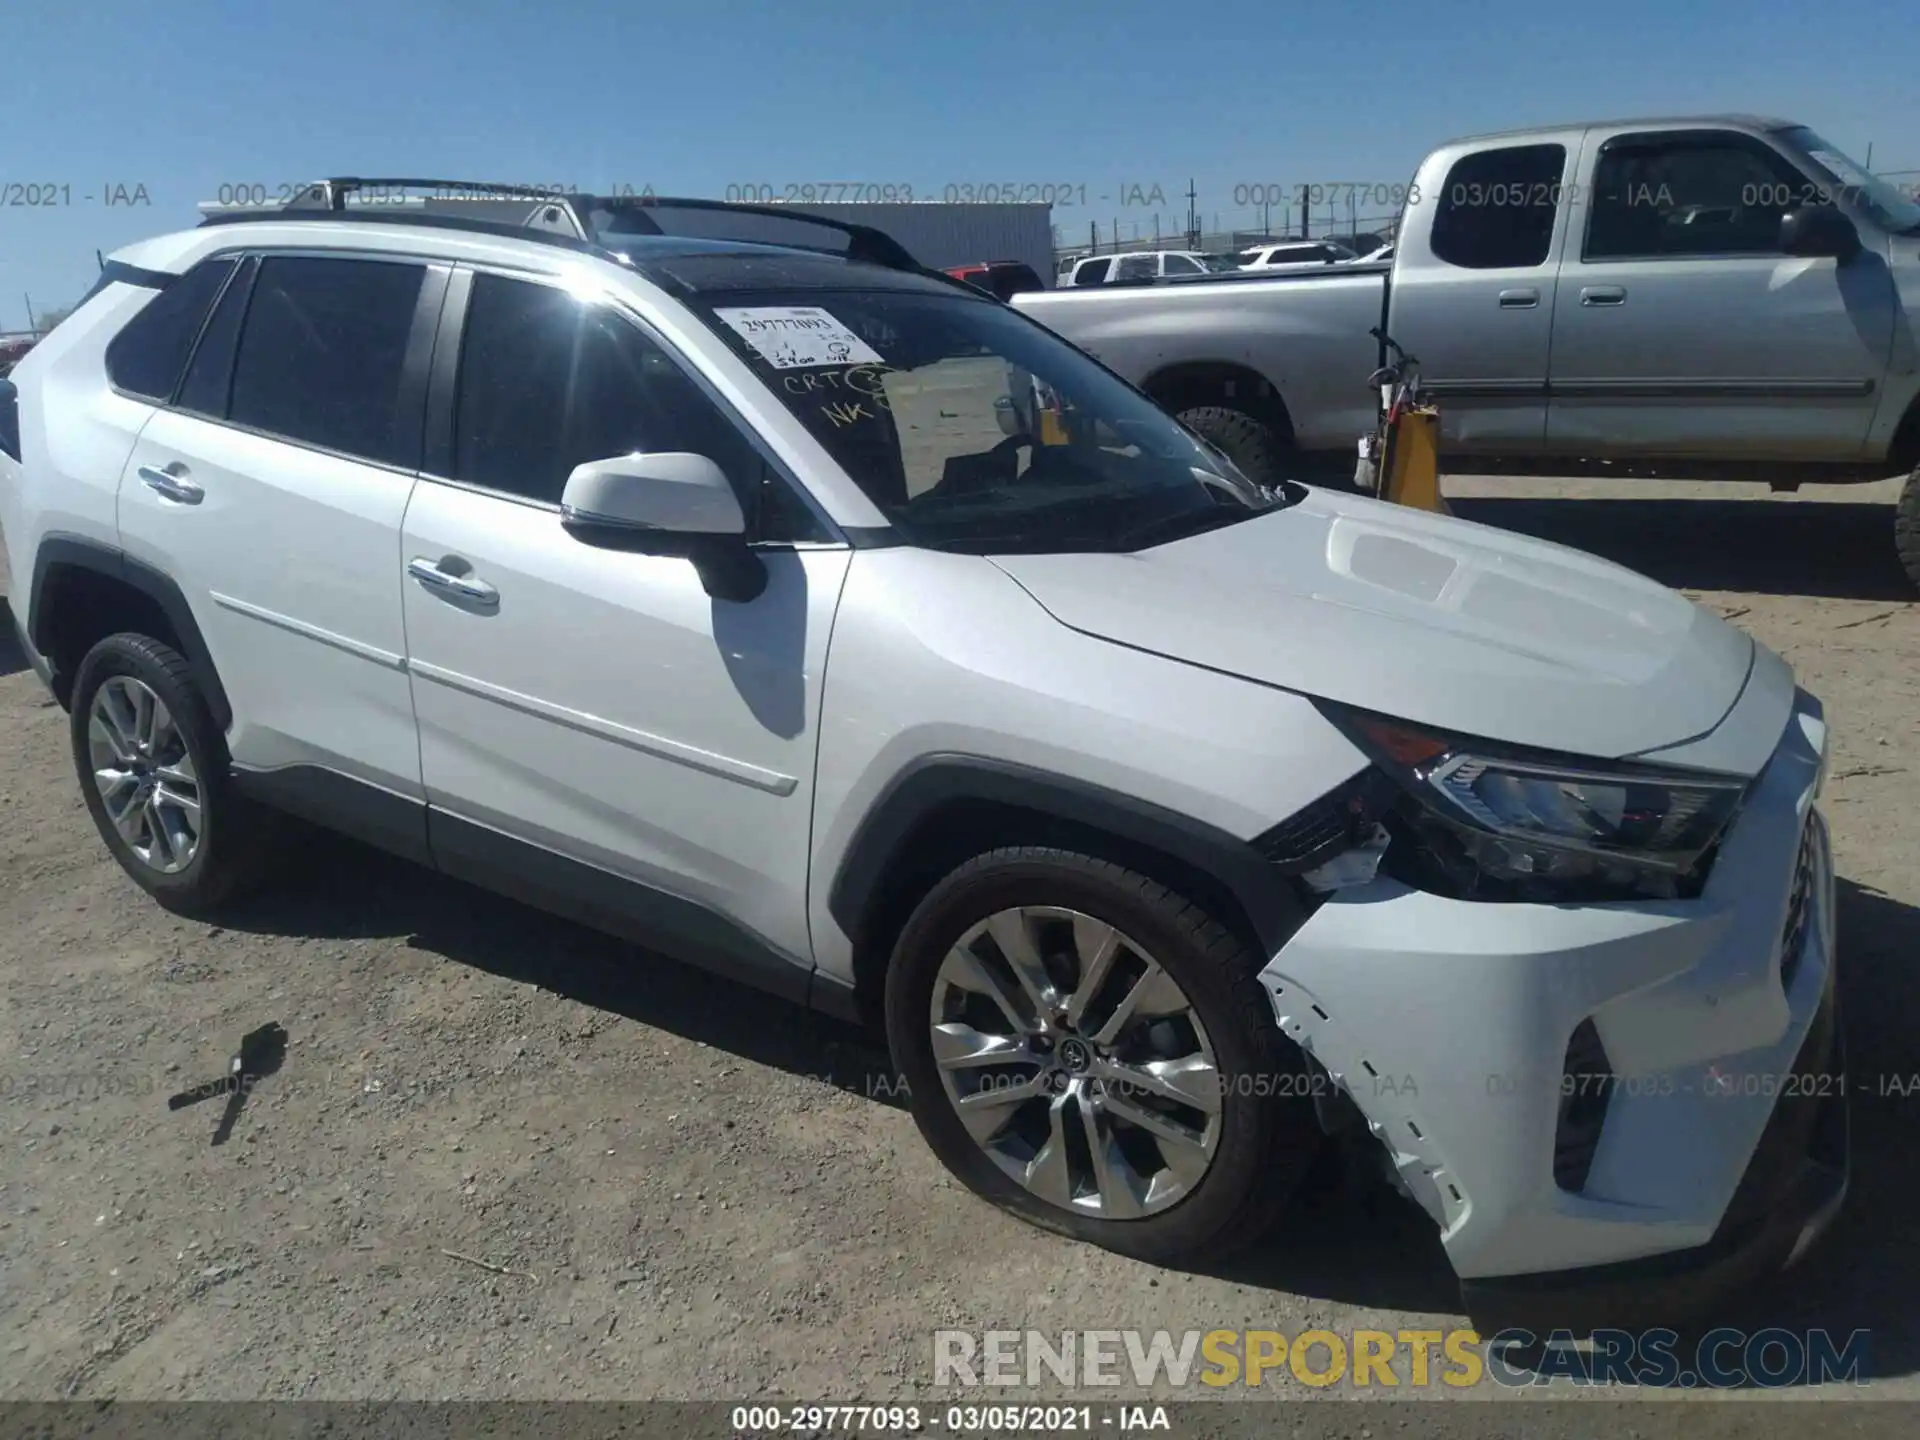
xmin=1319 ymin=703 xmax=1750 ymax=902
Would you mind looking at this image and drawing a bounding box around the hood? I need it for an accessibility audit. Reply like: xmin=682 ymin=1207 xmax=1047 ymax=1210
xmin=990 ymin=487 xmax=1756 ymax=762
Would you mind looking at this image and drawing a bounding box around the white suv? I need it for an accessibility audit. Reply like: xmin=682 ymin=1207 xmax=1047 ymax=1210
xmin=1 ymin=188 xmax=1845 ymax=1330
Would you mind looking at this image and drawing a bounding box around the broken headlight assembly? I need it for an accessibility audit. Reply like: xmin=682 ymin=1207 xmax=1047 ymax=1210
xmin=1290 ymin=703 xmax=1751 ymax=903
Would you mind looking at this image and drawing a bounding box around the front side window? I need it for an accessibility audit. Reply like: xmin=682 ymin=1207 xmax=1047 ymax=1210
xmin=690 ymin=285 xmax=1277 ymax=555
xmin=104 ymin=258 xmax=237 ymax=401
xmin=1429 ymin=143 xmax=1565 ymax=270
xmin=228 ymin=256 xmax=426 ymax=466
xmin=1162 ymin=254 xmax=1203 ymax=275
xmin=452 ymin=273 xmax=815 ymax=538
xmin=1585 ymin=133 xmax=1810 ymax=259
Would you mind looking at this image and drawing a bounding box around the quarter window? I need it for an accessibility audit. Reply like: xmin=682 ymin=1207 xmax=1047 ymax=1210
xmin=104 ymin=258 xmax=237 ymax=401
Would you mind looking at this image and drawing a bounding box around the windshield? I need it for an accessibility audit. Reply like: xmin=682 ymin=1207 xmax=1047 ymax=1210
xmin=690 ymin=288 xmax=1280 ymax=554
xmin=1776 ymin=127 xmax=1920 ymax=234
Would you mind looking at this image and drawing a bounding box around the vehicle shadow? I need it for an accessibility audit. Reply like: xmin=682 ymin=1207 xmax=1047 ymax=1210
xmin=1701 ymin=875 xmax=1920 ymax=1384
xmin=1446 ymin=494 xmax=1912 ymax=602
xmin=0 ymin=597 xmax=27 ymax=678
xmin=213 ymin=830 xmax=1919 ymax=1378
xmin=210 ymin=824 xmax=906 ymax=1105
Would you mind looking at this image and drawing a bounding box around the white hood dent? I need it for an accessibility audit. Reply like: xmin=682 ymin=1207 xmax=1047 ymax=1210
xmin=991 ymin=488 xmax=1779 ymax=769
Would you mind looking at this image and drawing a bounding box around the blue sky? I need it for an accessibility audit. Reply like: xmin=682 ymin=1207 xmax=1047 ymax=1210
xmin=3 ymin=0 xmax=1915 ymax=331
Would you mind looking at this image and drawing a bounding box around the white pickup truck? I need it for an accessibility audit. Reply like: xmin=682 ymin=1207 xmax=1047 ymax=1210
xmin=1013 ymin=115 xmax=1920 ymax=585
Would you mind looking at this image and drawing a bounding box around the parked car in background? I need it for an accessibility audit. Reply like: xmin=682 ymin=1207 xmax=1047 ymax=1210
xmin=1016 ymin=114 xmax=1920 ymax=586
xmin=1061 ymin=250 xmax=1237 ymax=286
xmin=1354 ymin=243 xmax=1395 ymax=264
xmin=946 ymin=260 xmax=1046 ymax=300
xmin=1239 ymin=240 xmax=1358 ymax=270
xmin=0 ymin=335 xmax=38 ymax=378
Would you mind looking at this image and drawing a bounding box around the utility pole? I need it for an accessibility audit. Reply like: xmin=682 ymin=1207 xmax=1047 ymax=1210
xmin=1186 ymin=178 xmax=1198 ymax=249
xmin=23 ymin=294 xmax=36 ymax=333
xmin=1299 ymin=189 xmax=1309 ymax=239
xmin=1088 ymin=220 xmax=1097 ymax=253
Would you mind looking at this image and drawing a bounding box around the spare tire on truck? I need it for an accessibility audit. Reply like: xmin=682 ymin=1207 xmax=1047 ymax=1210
xmin=1177 ymin=405 xmax=1289 ymax=490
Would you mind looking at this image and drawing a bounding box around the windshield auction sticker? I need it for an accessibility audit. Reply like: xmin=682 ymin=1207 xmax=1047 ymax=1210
xmin=714 ymin=305 xmax=885 ymax=370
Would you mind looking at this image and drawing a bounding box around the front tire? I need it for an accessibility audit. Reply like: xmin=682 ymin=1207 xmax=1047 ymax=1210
xmin=884 ymin=847 xmax=1322 ymax=1263
xmin=69 ymin=633 xmax=275 ymax=915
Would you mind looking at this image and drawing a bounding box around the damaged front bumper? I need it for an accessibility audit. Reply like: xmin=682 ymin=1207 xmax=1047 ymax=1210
xmin=1259 ymin=696 xmax=1841 ymax=1328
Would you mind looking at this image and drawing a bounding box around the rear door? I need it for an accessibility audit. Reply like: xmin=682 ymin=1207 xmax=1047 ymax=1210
xmin=117 ymin=251 xmax=445 ymax=800
xmin=1388 ymin=135 xmax=1580 ymax=452
xmin=1546 ymin=126 xmax=1891 ymax=460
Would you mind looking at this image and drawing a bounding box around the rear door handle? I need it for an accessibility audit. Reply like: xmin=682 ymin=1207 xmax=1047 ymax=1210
xmin=1498 ymin=288 xmax=1539 ymax=309
xmin=408 ymin=556 xmax=499 ymax=606
xmin=136 ymin=464 xmax=204 ymax=505
xmin=1580 ymin=285 xmax=1627 ymax=307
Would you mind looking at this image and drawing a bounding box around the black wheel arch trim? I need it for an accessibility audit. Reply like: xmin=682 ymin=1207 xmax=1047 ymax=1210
xmin=827 ymin=753 xmax=1305 ymax=958
xmin=28 ymin=534 xmax=233 ymax=730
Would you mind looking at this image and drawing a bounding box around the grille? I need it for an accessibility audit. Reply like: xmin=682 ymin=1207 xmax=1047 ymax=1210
xmin=1778 ymin=824 xmax=1817 ymax=994
xmin=1553 ymin=1019 xmax=1617 ymax=1193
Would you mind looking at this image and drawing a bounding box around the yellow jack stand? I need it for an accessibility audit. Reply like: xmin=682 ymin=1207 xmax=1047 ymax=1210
xmin=1377 ymin=404 xmax=1451 ymax=515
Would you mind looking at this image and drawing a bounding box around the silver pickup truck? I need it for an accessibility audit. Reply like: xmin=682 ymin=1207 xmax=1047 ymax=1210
xmin=1013 ymin=114 xmax=1920 ymax=585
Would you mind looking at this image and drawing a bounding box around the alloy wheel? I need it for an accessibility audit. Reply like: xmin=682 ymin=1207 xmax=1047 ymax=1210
xmin=928 ymin=905 xmax=1222 ymax=1218
xmin=87 ymin=675 xmax=202 ymax=875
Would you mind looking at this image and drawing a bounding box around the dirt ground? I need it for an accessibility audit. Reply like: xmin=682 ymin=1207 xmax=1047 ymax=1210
xmin=2 ymin=474 xmax=1917 ymax=1405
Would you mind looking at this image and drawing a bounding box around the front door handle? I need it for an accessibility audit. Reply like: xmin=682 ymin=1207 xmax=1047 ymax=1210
xmin=408 ymin=556 xmax=499 ymax=606
xmin=136 ymin=463 xmax=204 ymax=505
xmin=1580 ymin=285 xmax=1627 ymax=307
xmin=1498 ymin=288 xmax=1539 ymax=309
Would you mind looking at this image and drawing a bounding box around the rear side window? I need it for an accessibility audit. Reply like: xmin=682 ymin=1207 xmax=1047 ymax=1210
xmin=1073 ymin=257 xmax=1112 ymax=285
xmin=104 ymin=259 xmax=237 ymax=401
xmin=1115 ymin=254 xmax=1157 ymax=281
xmin=228 ymin=256 xmax=427 ymax=466
xmin=1430 ymin=143 xmax=1566 ymax=270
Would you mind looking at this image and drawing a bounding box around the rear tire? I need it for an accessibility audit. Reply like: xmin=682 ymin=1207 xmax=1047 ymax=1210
xmin=69 ymin=633 xmax=279 ymax=915
xmin=1177 ymin=405 xmax=1291 ymax=490
xmin=884 ymin=846 xmax=1322 ymax=1263
xmin=1896 ymin=466 xmax=1920 ymax=592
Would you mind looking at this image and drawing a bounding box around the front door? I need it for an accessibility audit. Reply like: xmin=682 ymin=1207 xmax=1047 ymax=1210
xmin=1547 ymin=127 xmax=1894 ymax=460
xmin=398 ymin=268 xmax=847 ymax=986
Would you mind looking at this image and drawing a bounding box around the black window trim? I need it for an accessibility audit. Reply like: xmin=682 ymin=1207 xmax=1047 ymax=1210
xmin=422 ymin=259 xmax=845 ymax=549
xmin=110 ymin=244 xmax=451 ymax=479
xmin=169 ymin=254 xmax=259 ymax=415
xmin=1577 ymin=126 xmax=1819 ymax=266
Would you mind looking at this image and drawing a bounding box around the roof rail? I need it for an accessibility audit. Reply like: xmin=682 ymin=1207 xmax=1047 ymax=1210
xmin=243 ymin=178 xmax=929 ymax=274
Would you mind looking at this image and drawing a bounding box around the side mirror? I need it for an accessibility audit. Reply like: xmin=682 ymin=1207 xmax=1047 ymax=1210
xmin=1779 ymin=206 xmax=1862 ymax=262
xmin=560 ymin=452 xmax=745 ymax=536
xmin=560 ymin=452 xmax=764 ymax=601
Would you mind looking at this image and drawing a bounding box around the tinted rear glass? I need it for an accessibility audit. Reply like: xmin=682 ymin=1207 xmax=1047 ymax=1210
xmin=228 ymin=256 xmax=426 ymax=466
xmin=104 ymin=259 xmax=237 ymax=401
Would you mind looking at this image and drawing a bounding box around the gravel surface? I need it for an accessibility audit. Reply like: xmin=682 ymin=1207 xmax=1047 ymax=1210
xmin=2 ymin=474 xmax=1917 ymax=1404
